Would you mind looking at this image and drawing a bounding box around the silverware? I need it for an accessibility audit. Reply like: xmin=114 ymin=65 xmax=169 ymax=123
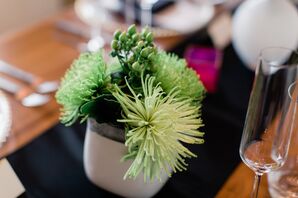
xmin=0 ymin=77 xmax=50 ymax=107
xmin=0 ymin=60 xmax=59 ymax=94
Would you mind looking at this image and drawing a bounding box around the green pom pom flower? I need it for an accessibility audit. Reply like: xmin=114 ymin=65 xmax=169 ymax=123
xmin=112 ymin=75 xmax=204 ymax=182
xmin=56 ymin=52 xmax=107 ymax=125
xmin=151 ymin=51 xmax=205 ymax=103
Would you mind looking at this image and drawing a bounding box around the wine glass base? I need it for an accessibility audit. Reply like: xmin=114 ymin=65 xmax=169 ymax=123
xmin=87 ymin=36 xmax=105 ymax=52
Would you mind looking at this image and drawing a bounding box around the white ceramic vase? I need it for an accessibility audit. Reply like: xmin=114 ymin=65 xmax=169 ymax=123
xmin=232 ymin=0 xmax=298 ymax=70
xmin=83 ymin=119 xmax=169 ymax=198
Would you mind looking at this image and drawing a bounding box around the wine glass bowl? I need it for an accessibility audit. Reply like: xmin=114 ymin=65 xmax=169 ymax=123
xmin=242 ymin=141 xmax=284 ymax=175
xmin=239 ymin=47 xmax=298 ymax=197
xmin=267 ymin=81 xmax=298 ymax=198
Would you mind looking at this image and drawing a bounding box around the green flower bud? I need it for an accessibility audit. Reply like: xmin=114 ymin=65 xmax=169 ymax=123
xmin=132 ymin=62 xmax=140 ymax=71
xmin=140 ymin=48 xmax=150 ymax=57
xmin=119 ymin=32 xmax=127 ymax=42
xmin=111 ymin=40 xmax=119 ymax=50
xmin=128 ymin=55 xmax=135 ymax=64
xmin=128 ymin=25 xmax=137 ymax=35
xmin=137 ymin=41 xmax=144 ymax=48
xmin=147 ymin=47 xmax=154 ymax=53
xmin=148 ymin=52 xmax=155 ymax=61
xmin=114 ymin=30 xmax=121 ymax=40
xmin=152 ymin=46 xmax=157 ymax=54
xmin=141 ymin=28 xmax=149 ymax=37
xmin=132 ymin=46 xmax=140 ymax=53
xmin=132 ymin=34 xmax=140 ymax=42
xmin=146 ymin=32 xmax=153 ymax=43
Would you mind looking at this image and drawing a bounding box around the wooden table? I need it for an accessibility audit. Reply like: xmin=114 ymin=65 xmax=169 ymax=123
xmin=0 ymin=6 xmax=268 ymax=198
xmin=216 ymin=164 xmax=270 ymax=197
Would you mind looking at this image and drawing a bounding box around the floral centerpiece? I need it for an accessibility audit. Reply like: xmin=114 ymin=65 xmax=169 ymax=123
xmin=56 ymin=25 xmax=205 ymax=186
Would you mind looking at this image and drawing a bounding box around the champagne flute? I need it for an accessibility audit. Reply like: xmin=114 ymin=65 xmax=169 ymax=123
xmin=74 ymin=0 xmax=107 ymax=52
xmin=138 ymin=0 xmax=159 ymax=27
xmin=239 ymin=47 xmax=298 ymax=198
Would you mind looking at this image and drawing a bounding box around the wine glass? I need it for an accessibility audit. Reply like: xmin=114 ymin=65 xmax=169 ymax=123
xmin=124 ymin=0 xmax=136 ymax=25
xmin=138 ymin=0 xmax=159 ymax=27
xmin=239 ymin=47 xmax=298 ymax=198
xmin=74 ymin=0 xmax=107 ymax=52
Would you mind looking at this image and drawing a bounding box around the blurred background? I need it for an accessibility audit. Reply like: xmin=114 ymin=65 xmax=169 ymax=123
xmin=1 ymin=0 xmax=298 ymax=197
xmin=0 ymin=0 xmax=73 ymax=34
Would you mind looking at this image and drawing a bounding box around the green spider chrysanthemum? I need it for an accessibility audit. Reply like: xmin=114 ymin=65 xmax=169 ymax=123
xmin=112 ymin=75 xmax=204 ymax=182
xmin=56 ymin=52 xmax=107 ymax=125
xmin=151 ymin=51 xmax=205 ymax=103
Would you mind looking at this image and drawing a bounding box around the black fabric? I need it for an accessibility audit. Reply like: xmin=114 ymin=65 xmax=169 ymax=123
xmin=7 ymin=41 xmax=254 ymax=198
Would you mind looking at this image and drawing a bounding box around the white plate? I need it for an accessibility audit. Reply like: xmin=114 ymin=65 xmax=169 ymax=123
xmin=0 ymin=90 xmax=11 ymax=147
xmin=154 ymin=1 xmax=215 ymax=34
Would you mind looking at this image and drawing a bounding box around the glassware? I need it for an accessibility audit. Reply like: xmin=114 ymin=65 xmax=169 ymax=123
xmin=268 ymin=81 xmax=298 ymax=198
xmin=74 ymin=0 xmax=107 ymax=52
xmin=239 ymin=47 xmax=298 ymax=198
xmin=125 ymin=0 xmax=135 ymax=25
xmin=138 ymin=0 xmax=159 ymax=27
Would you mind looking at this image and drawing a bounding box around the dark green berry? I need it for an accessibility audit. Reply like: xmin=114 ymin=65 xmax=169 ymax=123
xmin=110 ymin=51 xmax=117 ymax=57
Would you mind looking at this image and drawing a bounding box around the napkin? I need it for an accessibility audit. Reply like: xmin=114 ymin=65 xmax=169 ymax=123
xmin=0 ymin=159 xmax=25 ymax=198
xmin=0 ymin=90 xmax=11 ymax=147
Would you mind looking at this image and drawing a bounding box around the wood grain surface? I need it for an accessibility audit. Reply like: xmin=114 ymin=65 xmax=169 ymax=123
xmin=216 ymin=164 xmax=270 ymax=197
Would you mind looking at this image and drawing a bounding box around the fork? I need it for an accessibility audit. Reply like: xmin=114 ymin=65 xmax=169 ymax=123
xmin=0 ymin=60 xmax=59 ymax=94
xmin=0 ymin=77 xmax=50 ymax=107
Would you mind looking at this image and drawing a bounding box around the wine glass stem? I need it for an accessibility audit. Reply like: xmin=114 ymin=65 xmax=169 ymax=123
xmin=251 ymin=174 xmax=261 ymax=198
xmin=91 ymin=27 xmax=101 ymax=40
xmin=125 ymin=0 xmax=135 ymax=24
xmin=140 ymin=4 xmax=153 ymax=27
xmin=87 ymin=27 xmax=104 ymax=52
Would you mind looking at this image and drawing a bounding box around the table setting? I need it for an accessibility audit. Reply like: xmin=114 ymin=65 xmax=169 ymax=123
xmin=1 ymin=0 xmax=298 ymax=198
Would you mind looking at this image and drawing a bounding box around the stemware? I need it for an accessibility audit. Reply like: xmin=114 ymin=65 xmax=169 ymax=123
xmin=74 ymin=0 xmax=107 ymax=52
xmin=267 ymin=81 xmax=298 ymax=197
xmin=138 ymin=0 xmax=159 ymax=27
xmin=124 ymin=0 xmax=136 ymax=25
xmin=239 ymin=47 xmax=298 ymax=198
